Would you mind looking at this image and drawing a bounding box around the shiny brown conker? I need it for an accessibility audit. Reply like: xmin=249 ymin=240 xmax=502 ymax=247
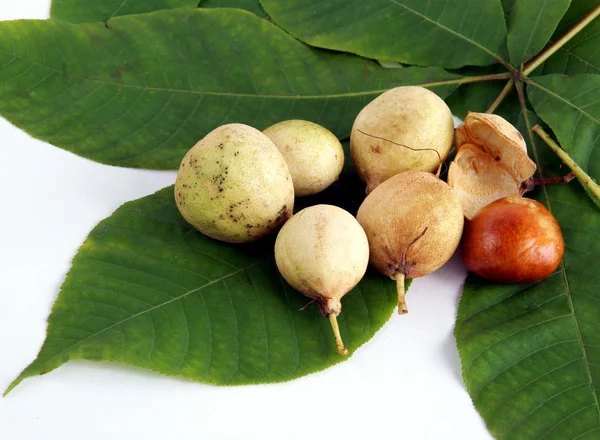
xmin=461 ymin=197 xmax=564 ymax=283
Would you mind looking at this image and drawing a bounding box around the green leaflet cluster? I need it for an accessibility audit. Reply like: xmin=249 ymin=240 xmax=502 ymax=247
xmin=2 ymin=2 xmax=600 ymax=439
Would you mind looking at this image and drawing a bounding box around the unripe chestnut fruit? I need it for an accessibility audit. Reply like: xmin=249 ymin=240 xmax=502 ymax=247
xmin=461 ymin=197 xmax=564 ymax=283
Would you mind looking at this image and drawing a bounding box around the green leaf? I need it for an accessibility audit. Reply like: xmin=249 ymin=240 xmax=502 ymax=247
xmin=527 ymin=74 xmax=600 ymax=198
xmin=200 ymin=0 xmax=268 ymax=19
xmin=50 ymin=0 xmax=198 ymax=23
xmin=5 ymin=174 xmax=402 ymax=395
xmin=553 ymin=0 xmax=599 ymax=35
xmin=506 ymin=0 xmax=571 ymax=66
xmin=259 ymin=0 xmax=509 ymax=69
xmin=455 ymin=108 xmax=600 ymax=439
xmin=0 ymin=8 xmax=460 ymax=169
xmin=531 ymin=2 xmax=600 ymax=75
xmin=539 ymin=17 xmax=600 ymax=75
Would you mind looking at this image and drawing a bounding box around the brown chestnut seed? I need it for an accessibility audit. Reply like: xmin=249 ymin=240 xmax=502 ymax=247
xmin=462 ymin=197 xmax=564 ymax=283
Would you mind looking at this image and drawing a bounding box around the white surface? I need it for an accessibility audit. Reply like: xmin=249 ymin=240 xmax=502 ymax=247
xmin=0 ymin=2 xmax=492 ymax=439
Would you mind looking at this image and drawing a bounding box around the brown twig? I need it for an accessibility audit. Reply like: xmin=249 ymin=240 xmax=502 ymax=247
xmin=521 ymin=173 xmax=576 ymax=194
xmin=486 ymin=79 xmax=515 ymax=113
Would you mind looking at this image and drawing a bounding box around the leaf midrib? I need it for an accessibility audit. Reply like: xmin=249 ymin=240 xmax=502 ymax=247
xmin=0 ymin=48 xmax=459 ymax=100
xmin=527 ymin=77 xmax=600 ymax=125
xmin=518 ymin=0 xmax=547 ymax=64
xmin=107 ymin=0 xmax=129 ymax=22
xmin=520 ymin=105 xmax=600 ymax=420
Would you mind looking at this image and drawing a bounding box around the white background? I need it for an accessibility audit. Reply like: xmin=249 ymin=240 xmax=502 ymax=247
xmin=0 ymin=1 xmax=492 ymax=439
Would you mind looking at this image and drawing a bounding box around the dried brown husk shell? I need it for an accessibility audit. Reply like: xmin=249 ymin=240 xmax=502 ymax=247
xmin=450 ymin=112 xmax=537 ymax=219
xmin=447 ymin=144 xmax=522 ymax=219
xmin=455 ymin=112 xmax=536 ymax=181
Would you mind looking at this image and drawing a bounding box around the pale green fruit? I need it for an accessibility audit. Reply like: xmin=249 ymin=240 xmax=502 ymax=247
xmin=350 ymin=86 xmax=454 ymax=193
xmin=175 ymin=123 xmax=294 ymax=243
xmin=263 ymin=120 xmax=344 ymax=196
xmin=275 ymin=204 xmax=369 ymax=355
xmin=357 ymin=171 xmax=464 ymax=314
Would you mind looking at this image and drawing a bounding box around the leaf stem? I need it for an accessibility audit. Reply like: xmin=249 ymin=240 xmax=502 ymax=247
xmin=486 ymin=79 xmax=514 ymax=113
xmin=426 ymin=72 xmax=512 ymax=89
xmin=532 ymin=125 xmax=600 ymax=201
xmin=395 ymin=273 xmax=408 ymax=315
xmin=328 ymin=314 xmax=348 ymax=355
xmin=458 ymin=72 xmax=513 ymax=84
xmin=523 ymin=5 xmax=600 ymax=76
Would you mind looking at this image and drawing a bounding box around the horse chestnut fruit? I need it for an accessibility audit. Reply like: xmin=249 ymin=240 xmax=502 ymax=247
xmin=461 ymin=197 xmax=564 ymax=283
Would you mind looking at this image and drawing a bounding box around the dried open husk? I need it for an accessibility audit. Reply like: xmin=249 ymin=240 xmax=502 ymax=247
xmin=449 ymin=112 xmax=537 ymax=219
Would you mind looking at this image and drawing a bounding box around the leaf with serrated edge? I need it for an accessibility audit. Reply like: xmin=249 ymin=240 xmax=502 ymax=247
xmin=527 ymin=74 xmax=600 ymax=206
xmin=50 ymin=0 xmax=197 ymax=23
xmin=260 ymin=0 xmax=508 ymax=69
xmin=5 ymin=177 xmax=404 ymax=395
xmin=0 ymin=8 xmax=460 ymax=169
xmin=455 ymin=107 xmax=600 ymax=439
xmin=506 ymin=0 xmax=571 ymax=66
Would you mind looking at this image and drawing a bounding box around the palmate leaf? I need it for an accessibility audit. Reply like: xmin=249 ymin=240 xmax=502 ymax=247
xmin=445 ymin=2 xmax=599 ymax=117
xmin=5 ymin=158 xmax=402 ymax=395
xmin=455 ymin=106 xmax=600 ymax=439
xmin=259 ymin=0 xmax=509 ymax=69
xmin=50 ymin=0 xmax=198 ymax=23
xmin=527 ymin=74 xmax=600 ymax=206
xmin=0 ymin=8 xmax=460 ymax=169
xmin=505 ymin=0 xmax=571 ymax=67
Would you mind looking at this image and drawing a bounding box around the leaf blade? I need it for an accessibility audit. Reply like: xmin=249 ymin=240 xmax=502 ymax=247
xmin=535 ymin=2 xmax=600 ymax=75
xmin=259 ymin=0 xmax=509 ymax=69
xmin=0 ymin=8 xmax=460 ymax=169
xmin=50 ymin=0 xmax=198 ymax=23
xmin=506 ymin=0 xmax=571 ymax=66
xmin=200 ymin=0 xmax=268 ymax=19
